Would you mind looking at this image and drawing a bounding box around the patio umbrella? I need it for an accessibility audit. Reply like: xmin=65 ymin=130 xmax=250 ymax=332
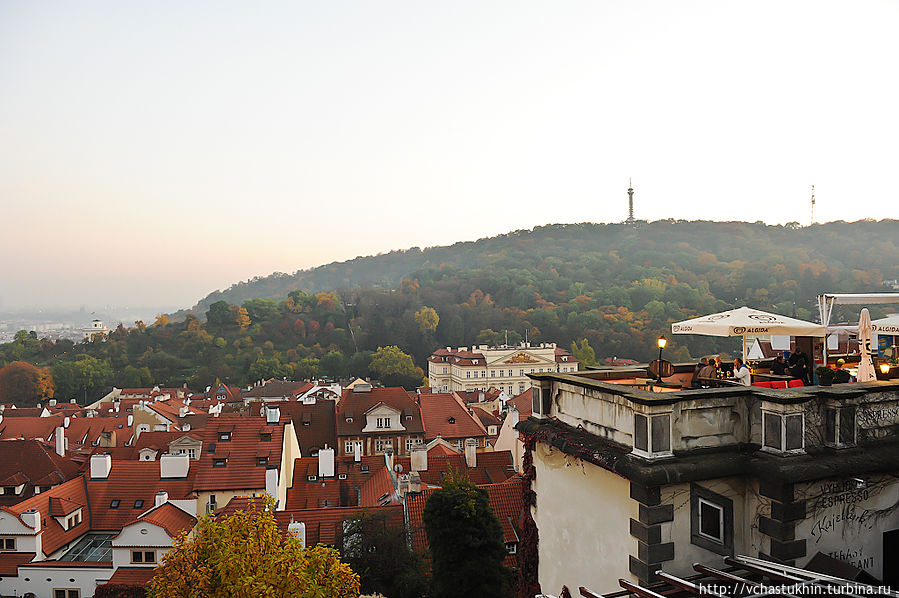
xmin=671 ymin=306 xmax=826 ymax=337
xmin=871 ymin=314 xmax=899 ymax=335
xmin=857 ymin=308 xmax=876 ymax=382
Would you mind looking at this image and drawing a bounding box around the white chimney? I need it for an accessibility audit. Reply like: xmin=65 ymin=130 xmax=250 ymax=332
xmin=411 ymin=445 xmax=427 ymax=472
xmin=318 ymin=447 xmax=335 ymax=478
xmin=154 ymin=490 xmax=168 ymax=507
xmin=127 ymin=414 xmax=133 ymax=427
xmin=353 ymin=441 xmax=361 ymax=462
xmin=70 ymin=399 xmax=76 ymax=403
xmin=266 ymin=405 xmax=280 ymax=425
xmin=160 ymin=453 xmax=190 ymax=479
xmin=265 ymin=467 xmax=278 ymax=498
xmin=464 ymin=438 xmax=478 ymax=468
xmin=384 ymin=449 xmax=394 ymax=473
xmin=115 ymin=401 xmax=120 ymax=413
xmin=49 ymin=399 xmax=57 ymax=407
xmin=55 ymin=427 xmax=65 ymax=457
xmin=179 ymin=405 xmax=188 ymax=417
xmin=288 ymin=521 xmax=306 ymax=548
xmin=63 ymin=416 xmax=70 ymax=429
xmin=90 ymin=454 xmax=112 ymax=479
xmin=21 ymin=509 xmax=40 ymax=532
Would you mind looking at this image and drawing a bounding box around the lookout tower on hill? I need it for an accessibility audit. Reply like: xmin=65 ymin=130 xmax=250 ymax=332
xmin=626 ymin=179 xmax=635 ymax=227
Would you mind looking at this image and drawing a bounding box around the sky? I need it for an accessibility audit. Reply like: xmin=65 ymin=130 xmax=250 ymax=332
xmin=1 ymin=1 xmax=898 ymax=310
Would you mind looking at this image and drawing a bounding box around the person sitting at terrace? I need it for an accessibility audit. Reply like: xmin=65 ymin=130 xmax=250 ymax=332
xmin=733 ymin=358 xmax=751 ymax=386
xmin=771 ymin=354 xmax=788 ymax=376
xmin=696 ymin=359 xmax=718 ymax=387
xmin=691 ymin=357 xmax=709 ymax=388
xmin=833 ymin=358 xmax=853 ymax=384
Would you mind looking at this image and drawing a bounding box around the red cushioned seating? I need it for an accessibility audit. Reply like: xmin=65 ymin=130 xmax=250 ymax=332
xmin=788 ymin=379 xmax=804 ymax=387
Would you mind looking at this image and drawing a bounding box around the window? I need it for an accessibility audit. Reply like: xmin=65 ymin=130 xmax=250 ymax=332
xmin=763 ymin=411 xmax=804 ymax=452
xmin=213 ymin=458 xmax=227 ymax=467
xmin=345 ymin=441 xmax=354 ymax=454
xmin=54 ymin=590 xmax=80 ymax=598
xmin=506 ymin=542 xmax=518 ymax=554
xmin=499 ymin=370 xmax=503 ymax=377
xmin=825 ymin=406 xmax=856 ymax=446
xmin=131 ymin=550 xmax=156 ymax=564
xmin=219 ymin=432 xmax=231 ymax=442
xmin=481 ymin=371 xmax=486 ymax=378
xmin=633 ymin=413 xmax=671 ymax=456
xmin=466 ymin=372 xmax=471 ymax=378
xmin=375 ymin=439 xmax=385 ymax=452
xmin=257 ymin=457 xmax=268 ymax=466
xmin=405 ymin=437 xmax=415 ymax=452
xmin=1 ymin=537 xmax=15 ymax=551
xmin=1 ymin=486 xmax=16 ymax=495
xmin=520 ymin=369 xmax=524 ymax=376
xmin=698 ymin=499 xmax=724 ymax=543
xmin=260 ymin=433 xmax=272 ymax=442
xmin=491 ymin=371 xmax=496 ymax=378
xmin=109 ymin=500 xmax=120 ymax=509
xmin=376 ymin=417 xmax=390 ymax=428
xmin=133 ymin=500 xmax=144 ymax=509
xmin=690 ymin=484 xmax=733 ymax=556
xmin=66 ymin=512 xmax=82 ymax=529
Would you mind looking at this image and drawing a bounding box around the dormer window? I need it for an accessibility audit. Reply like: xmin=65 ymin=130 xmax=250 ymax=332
xmin=307 ymin=474 xmax=318 ymax=482
xmin=376 ymin=417 xmax=390 ymax=428
xmin=346 ymin=417 xmax=353 ymax=423
xmin=1 ymin=486 xmax=18 ymax=496
xmin=360 ymin=464 xmax=370 ymax=473
xmin=257 ymin=457 xmax=268 ymax=467
xmin=219 ymin=432 xmax=231 ymax=442
xmin=213 ymin=458 xmax=227 ymax=468
xmin=448 ymin=417 xmax=455 ymax=424
xmin=110 ymin=500 xmax=120 ymax=509
xmin=260 ymin=433 xmax=272 ymax=442
xmin=405 ymin=414 xmax=412 ymax=421
xmin=66 ymin=511 xmax=82 ymax=529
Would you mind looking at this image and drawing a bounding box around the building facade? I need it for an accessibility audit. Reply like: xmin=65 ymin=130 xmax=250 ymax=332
xmin=517 ymin=372 xmax=899 ymax=593
xmin=427 ymin=342 xmax=578 ymax=394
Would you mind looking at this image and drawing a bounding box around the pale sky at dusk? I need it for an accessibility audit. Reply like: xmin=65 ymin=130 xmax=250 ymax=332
xmin=1 ymin=1 xmax=898 ymax=309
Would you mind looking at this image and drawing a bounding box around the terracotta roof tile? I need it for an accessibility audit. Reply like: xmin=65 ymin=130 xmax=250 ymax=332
xmin=104 ymin=566 xmax=157 ymax=587
xmin=0 ymin=552 xmax=37 ymax=576
xmin=337 ymin=387 xmax=424 ymax=436
xmin=286 ymin=455 xmax=398 ymax=510
xmin=260 ymin=400 xmax=336 ymax=456
xmin=8 ymin=476 xmax=90 ymax=555
xmin=0 ymin=416 xmax=64 ymax=442
xmin=419 ymin=393 xmax=488 ymax=441
xmin=0 ymin=439 xmax=80 ymax=507
xmin=136 ymin=502 xmax=197 ymax=538
xmin=190 ymin=416 xmax=285 ymax=492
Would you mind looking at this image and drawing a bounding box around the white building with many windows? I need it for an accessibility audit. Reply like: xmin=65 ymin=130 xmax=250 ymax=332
xmin=426 ymin=342 xmax=578 ymax=394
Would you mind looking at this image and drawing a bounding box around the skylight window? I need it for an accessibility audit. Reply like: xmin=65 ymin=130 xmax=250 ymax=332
xmin=133 ymin=500 xmax=144 ymax=509
xmin=109 ymin=500 xmax=120 ymax=509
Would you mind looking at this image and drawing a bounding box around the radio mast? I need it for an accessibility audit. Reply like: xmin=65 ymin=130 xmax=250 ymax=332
xmin=810 ymin=185 xmax=816 ymax=226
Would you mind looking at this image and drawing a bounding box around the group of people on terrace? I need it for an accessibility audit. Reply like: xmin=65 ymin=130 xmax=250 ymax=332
xmin=689 ymin=346 xmax=819 ymax=388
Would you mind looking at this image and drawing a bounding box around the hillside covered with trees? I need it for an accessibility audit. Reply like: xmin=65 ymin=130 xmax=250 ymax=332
xmin=2 ymin=219 xmax=898 ymax=402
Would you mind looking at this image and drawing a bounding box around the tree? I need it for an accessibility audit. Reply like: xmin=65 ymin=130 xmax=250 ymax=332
xmin=123 ymin=365 xmax=153 ymax=388
xmin=51 ymin=355 xmax=112 ymax=402
xmin=148 ymin=496 xmax=360 ymax=598
xmin=206 ymin=300 xmax=232 ymax=329
xmin=423 ymin=470 xmax=510 ymax=598
xmin=234 ymin=306 xmax=251 ymax=330
xmin=413 ymin=307 xmax=439 ymax=335
xmin=342 ymin=510 xmax=427 ymax=598
xmin=0 ymin=361 xmax=55 ymax=406
xmin=368 ymin=346 xmax=424 ymax=389
xmin=570 ymin=339 xmax=597 ymax=369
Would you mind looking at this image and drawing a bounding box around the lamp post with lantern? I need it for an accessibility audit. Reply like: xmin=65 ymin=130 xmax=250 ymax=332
xmin=656 ymin=336 xmax=667 ymax=381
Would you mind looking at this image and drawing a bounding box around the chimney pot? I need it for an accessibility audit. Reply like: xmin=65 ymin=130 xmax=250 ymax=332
xmin=464 ymin=438 xmax=478 ymax=468
xmin=154 ymin=490 xmax=168 ymax=507
xmin=411 ymin=445 xmax=427 ymax=472
xmin=55 ymin=427 xmax=65 ymax=457
xmin=90 ymin=454 xmax=112 ymax=479
xmin=160 ymin=453 xmax=190 ymax=479
xmin=318 ymin=447 xmax=335 ymax=477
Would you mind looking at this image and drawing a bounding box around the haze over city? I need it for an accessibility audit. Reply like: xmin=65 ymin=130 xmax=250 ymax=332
xmin=2 ymin=1 xmax=898 ymax=309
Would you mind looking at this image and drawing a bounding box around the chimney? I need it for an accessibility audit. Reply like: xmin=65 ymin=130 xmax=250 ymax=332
xmin=288 ymin=521 xmax=306 ymax=548
xmin=114 ymin=401 xmax=120 ymax=413
xmin=21 ymin=509 xmax=40 ymax=532
xmin=179 ymin=405 xmax=188 ymax=417
xmin=70 ymin=399 xmax=76 ymax=403
xmin=353 ymin=441 xmax=361 ymax=462
xmin=90 ymin=453 xmax=112 ymax=479
xmin=266 ymin=405 xmax=280 ymax=425
xmin=154 ymin=490 xmax=168 ymax=507
xmin=384 ymin=449 xmax=394 ymax=473
xmin=49 ymin=399 xmax=57 ymax=407
xmin=411 ymin=445 xmax=428 ymax=472
xmin=127 ymin=414 xmax=133 ymax=427
xmin=265 ymin=467 xmax=278 ymax=498
xmin=318 ymin=446 xmax=335 ymax=478
xmin=160 ymin=453 xmax=190 ymax=479
xmin=55 ymin=427 xmax=65 ymax=457
xmin=464 ymin=438 xmax=478 ymax=468
xmin=63 ymin=416 xmax=70 ymax=429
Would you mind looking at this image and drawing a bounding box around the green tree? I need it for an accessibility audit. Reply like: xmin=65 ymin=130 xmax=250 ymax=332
xmin=206 ymin=300 xmax=232 ymax=329
xmin=248 ymin=357 xmax=292 ymax=381
xmin=0 ymin=361 xmax=55 ymax=406
xmin=423 ymin=470 xmax=509 ymax=598
xmin=368 ymin=346 xmax=424 ymax=389
xmin=413 ymin=306 xmax=439 ymax=335
xmin=342 ymin=510 xmax=427 ymax=598
xmin=570 ymin=338 xmax=597 ymax=369
xmin=52 ymin=355 xmax=112 ymax=403
xmin=147 ymin=496 xmax=360 ymax=597
xmin=122 ymin=365 xmax=153 ymax=387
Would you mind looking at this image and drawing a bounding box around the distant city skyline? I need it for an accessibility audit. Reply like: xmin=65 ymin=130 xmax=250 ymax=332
xmin=2 ymin=1 xmax=898 ymax=309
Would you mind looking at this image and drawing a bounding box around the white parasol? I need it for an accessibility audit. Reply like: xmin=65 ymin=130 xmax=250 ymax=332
xmin=857 ymin=308 xmax=877 ymax=382
xmin=672 ymin=307 xmax=826 ymax=337
xmin=871 ymin=314 xmax=899 ymax=335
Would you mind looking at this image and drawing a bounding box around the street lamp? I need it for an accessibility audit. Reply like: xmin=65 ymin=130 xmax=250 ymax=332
xmin=656 ymin=336 xmax=667 ymax=381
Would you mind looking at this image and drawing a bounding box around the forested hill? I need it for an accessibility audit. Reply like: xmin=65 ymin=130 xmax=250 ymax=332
xmin=191 ymin=219 xmax=899 ymax=315
xmin=4 ymin=219 xmax=899 ymax=399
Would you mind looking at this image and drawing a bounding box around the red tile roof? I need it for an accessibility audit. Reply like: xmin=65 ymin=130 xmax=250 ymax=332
xmin=507 ymin=389 xmax=533 ymax=416
xmin=0 ymin=439 xmax=81 ymax=507
xmin=393 ymin=450 xmax=516 ymax=487
xmin=7 ymin=476 xmax=90 ymax=555
xmin=65 ymin=417 xmax=131 ymax=447
xmin=104 ymin=566 xmax=157 ymax=587
xmin=1 ymin=407 xmax=45 ymax=417
xmin=407 ymin=475 xmax=526 ymax=569
xmin=50 ymin=496 xmax=83 ymax=517
xmin=243 ymin=380 xmax=312 ymax=399
xmin=337 ymin=387 xmax=424 ymax=436
xmin=418 ymin=393 xmax=488 ymax=441
xmin=0 ymin=416 xmax=64 ymax=442
xmin=0 ymin=552 xmax=36 ymax=576
xmin=190 ymin=416 xmax=285 ymax=492
xmin=259 ymin=400 xmax=336 ymax=456
xmin=285 ymin=455 xmax=398 ymax=510
xmin=135 ymin=502 xmax=196 ymax=538
xmin=217 ymin=498 xmax=404 ymax=548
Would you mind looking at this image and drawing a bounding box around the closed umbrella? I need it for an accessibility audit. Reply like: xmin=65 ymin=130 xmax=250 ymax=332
xmin=857 ymin=308 xmax=876 ymax=382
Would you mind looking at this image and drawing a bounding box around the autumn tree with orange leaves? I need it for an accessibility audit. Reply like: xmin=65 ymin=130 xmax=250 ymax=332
xmin=0 ymin=361 xmax=55 ymax=406
xmin=147 ymin=496 xmax=360 ymax=598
